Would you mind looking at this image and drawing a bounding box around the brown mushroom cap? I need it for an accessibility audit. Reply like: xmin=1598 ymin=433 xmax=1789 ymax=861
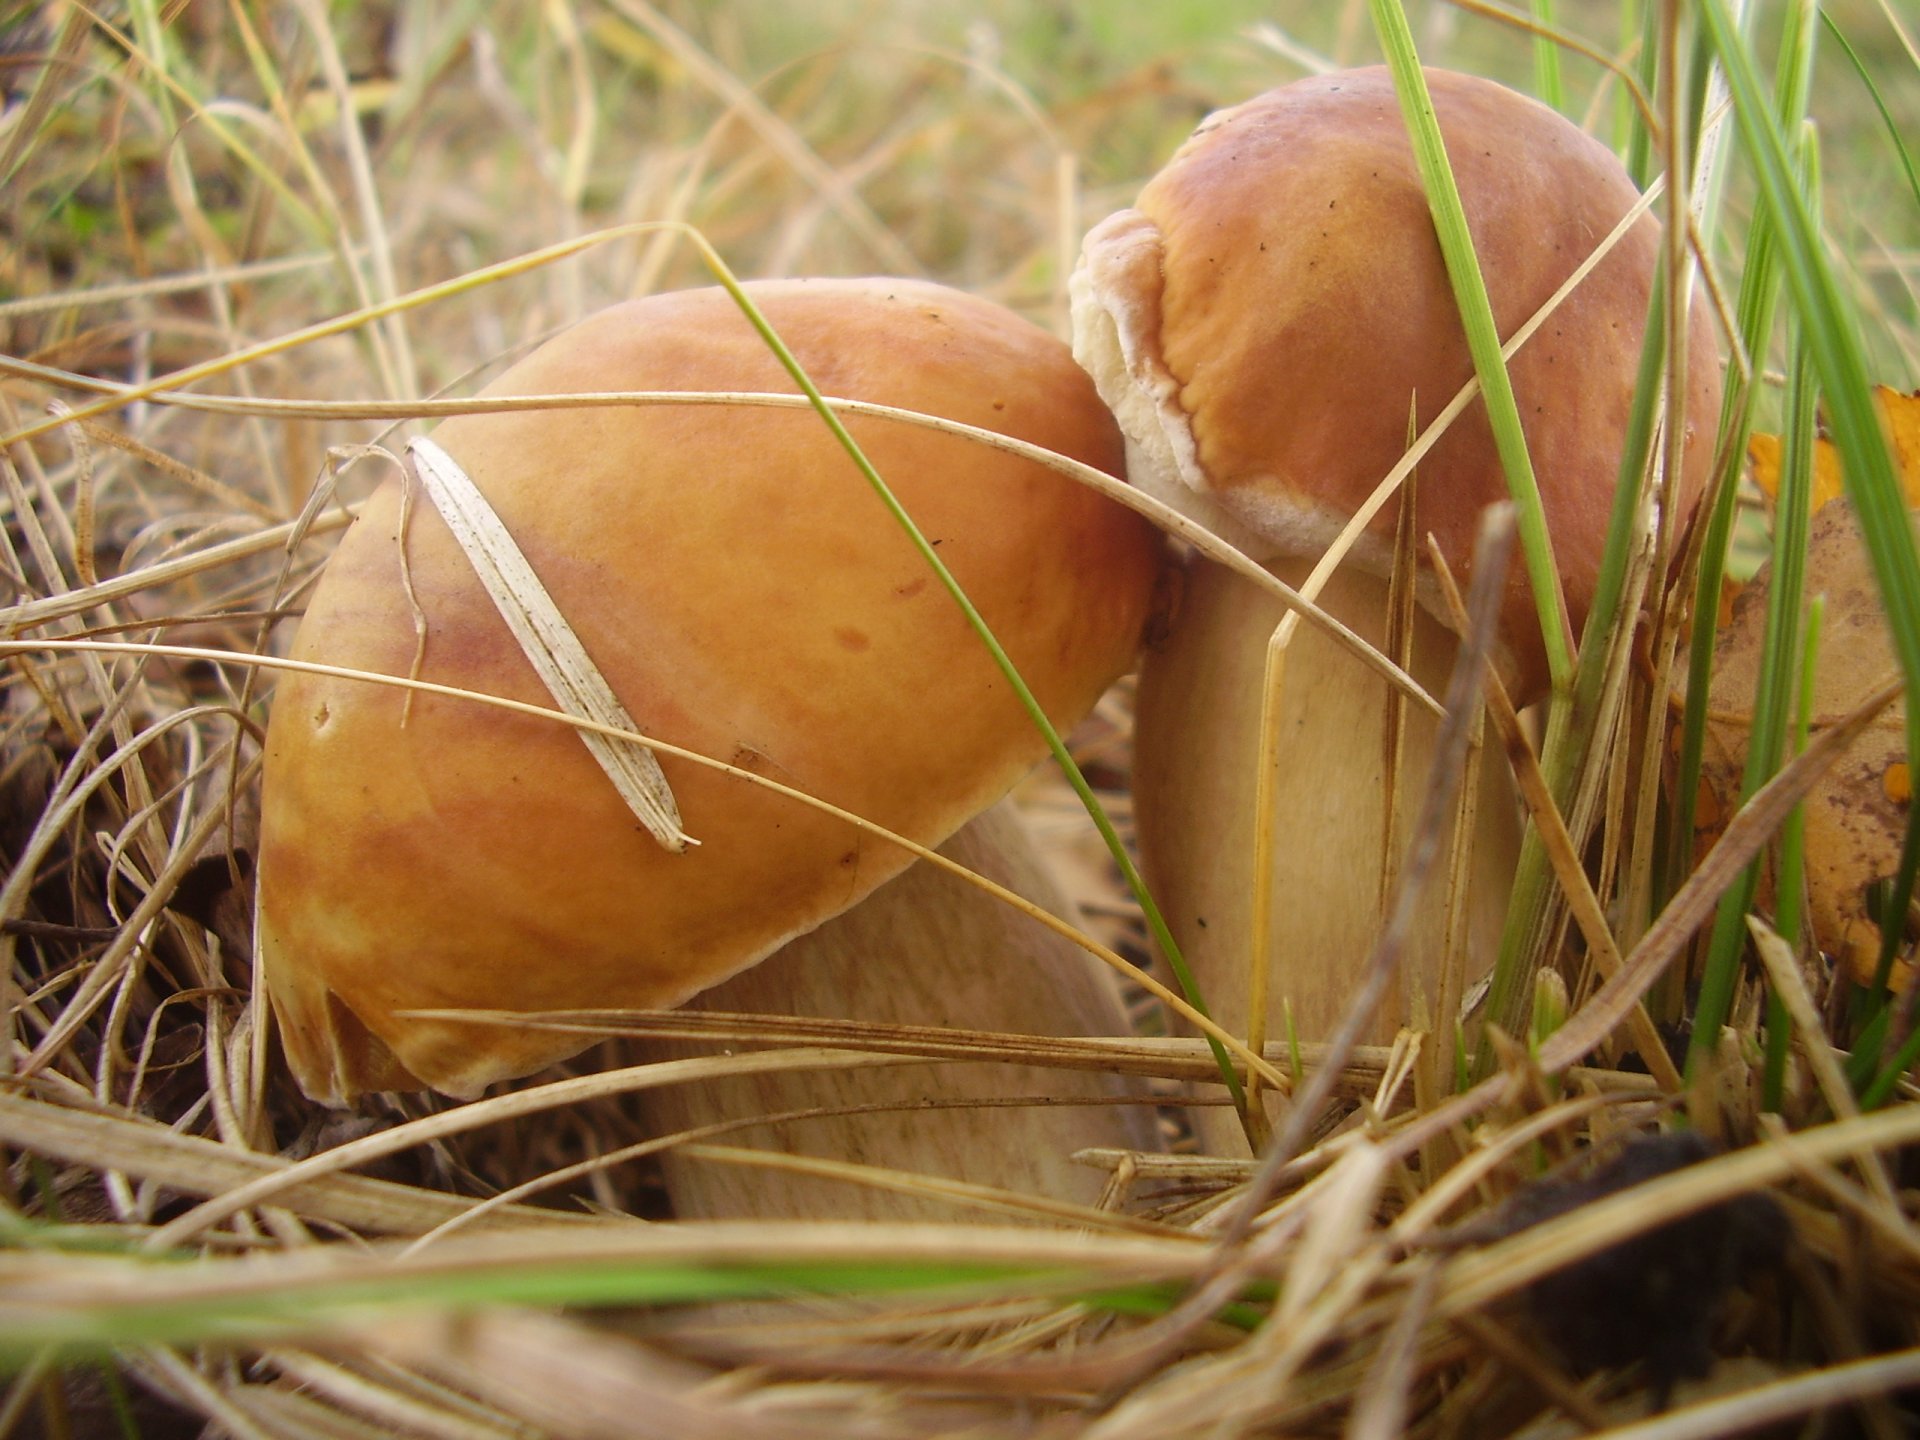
xmin=258 ymin=279 xmax=1163 ymax=1103
xmin=1072 ymin=65 xmax=1722 ymax=700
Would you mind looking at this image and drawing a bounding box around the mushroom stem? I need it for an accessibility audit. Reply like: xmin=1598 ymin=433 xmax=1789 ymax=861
xmin=1132 ymin=554 xmax=1520 ymax=1153
xmin=634 ymin=798 xmax=1164 ymax=1220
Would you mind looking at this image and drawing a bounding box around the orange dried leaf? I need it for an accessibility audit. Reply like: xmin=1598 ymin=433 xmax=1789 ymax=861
xmin=1883 ymin=762 xmax=1911 ymax=807
xmin=1746 ymin=386 xmax=1920 ymax=513
xmin=1694 ymin=500 xmax=1912 ymax=987
xmin=1889 ymin=385 xmax=1920 ymax=487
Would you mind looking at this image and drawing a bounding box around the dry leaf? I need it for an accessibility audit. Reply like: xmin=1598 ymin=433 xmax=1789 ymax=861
xmin=1746 ymin=385 xmax=1920 ymax=513
xmin=1711 ymin=388 xmax=1920 ymax=984
xmin=1695 ymin=501 xmax=1910 ymax=986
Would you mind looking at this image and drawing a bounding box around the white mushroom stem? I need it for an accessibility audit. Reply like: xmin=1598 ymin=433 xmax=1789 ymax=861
xmin=1132 ymin=554 xmax=1521 ymax=1154
xmin=633 ymin=799 xmax=1164 ymax=1220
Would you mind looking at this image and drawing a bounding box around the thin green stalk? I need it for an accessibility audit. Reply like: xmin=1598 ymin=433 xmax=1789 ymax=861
xmin=1373 ymin=0 xmax=1730 ymax=1076
xmin=0 ymin=1256 xmax=1101 ymax=1368
xmin=1699 ymin=0 xmax=1920 ymax=699
xmin=1477 ymin=269 xmax=1671 ymax=1075
xmin=1821 ymin=11 xmax=1920 ymax=218
xmin=1850 ymin=1002 xmax=1896 ymax=1094
xmin=1370 ymin=5 xmax=1587 ymax=1075
xmin=1764 ymin=596 xmax=1822 ymax=1112
xmin=1669 ymin=0 xmax=1815 ymax=907
xmin=696 ymin=249 xmax=1250 ymax=1123
xmin=1688 ymin=182 xmax=1820 ymax=1077
xmin=1530 ymin=0 xmax=1563 ymax=112
xmin=1570 ymin=274 xmax=1671 ymax=770
xmin=1862 ymin=1007 xmax=1920 ymax=1109
xmin=1368 ymin=0 xmax=1571 ymax=695
xmin=1623 ymin=0 xmax=1663 ymax=187
xmin=1701 ymin=0 xmax=1920 ymax=1074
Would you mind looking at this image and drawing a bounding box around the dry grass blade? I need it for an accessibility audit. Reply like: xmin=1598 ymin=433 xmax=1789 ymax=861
xmin=673 ymin=1144 xmax=1179 ymax=1235
xmin=1450 ymin=1311 xmax=1611 ymax=1432
xmin=414 ymin=1008 xmax=1404 ymax=1090
xmin=0 ymin=1091 xmax=591 ymax=1239
xmin=0 ymin=635 xmax=1290 ymax=1092
xmin=256 ymin=1350 xmax=531 ymax=1440
xmin=1391 ymin=1093 xmax=1631 ymax=1244
xmin=406 ymin=436 xmax=690 ymax=852
xmin=17 ymin=752 xmax=260 ymax=1077
xmin=1579 ymin=1348 xmax=1920 ymax=1440
xmin=137 ymin=1048 xmax=921 ymax=1252
xmin=350 ymin=1309 xmax=972 ymax=1440
xmin=130 ymin=1346 xmax=279 ymax=1440
xmin=1746 ymin=917 xmax=1900 ymax=1210
xmin=1345 ymin=1259 xmax=1440 ymax=1440
xmin=1759 ymin=1119 xmax=1920 ymax=1272
xmin=0 ymin=498 xmax=359 ymax=633
xmin=1539 ymin=675 xmax=1903 ymax=1075
xmin=1426 ymin=541 xmax=1682 ymax=1091
xmin=3 ymin=366 xmax=1444 ymax=714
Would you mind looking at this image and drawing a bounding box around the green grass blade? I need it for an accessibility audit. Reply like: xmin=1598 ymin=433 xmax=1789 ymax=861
xmin=1668 ymin=0 xmax=1816 ymax=907
xmin=1821 ymin=11 xmax=1920 ymax=219
xmin=0 ymin=1255 xmax=1091 ymax=1368
xmin=1622 ymin=0 xmax=1662 ymax=187
xmin=1700 ymin=0 xmax=1920 ymax=1075
xmin=1479 ymin=265 xmax=1672 ymax=1073
xmin=1862 ymin=1005 xmax=1920 ymax=1108
xmin=1698 ymin=0 xmax=1920 ymax=688
xmin=1367 ymin=0 xmax=1580 ymax=1075
xmin=693 ymin=251 xmax=1249 ymax=1120
xmin=1689 ymin=224 xmax=1820 ymax=1077
xmin=1368 ymin=0 xmax=1570 ymax=696
xmin=1764 ymin=595 xmax=1822 ymax=1112
xmin=1531 ymin=0 xmax=1564 ymax=112
xmin=1570 ymin=274 xmax=1670 ymax=758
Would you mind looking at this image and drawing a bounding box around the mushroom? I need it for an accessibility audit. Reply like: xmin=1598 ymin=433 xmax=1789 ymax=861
xmin=1070 ymin=67 xmax=1721 ymax=1144
xmin=636 ymin=795 xmax=1158 ymax=1218
xmin=257 ymin=278 xmax=1167 ymax=1216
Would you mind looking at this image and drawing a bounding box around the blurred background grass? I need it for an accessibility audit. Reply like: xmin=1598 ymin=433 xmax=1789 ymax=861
xmin=5 ymin=2 xmax=1913 ymax=416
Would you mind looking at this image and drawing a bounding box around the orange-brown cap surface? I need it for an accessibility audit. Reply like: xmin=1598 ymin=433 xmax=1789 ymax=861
xmin=1072 ymin=66 xmax=1721 ymax=699
xmin=258 ymin=279 xmax=1162 ymax=1103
